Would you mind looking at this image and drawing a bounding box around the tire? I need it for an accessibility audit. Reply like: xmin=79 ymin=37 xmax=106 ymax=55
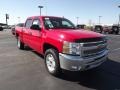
xmin=44 ymin=49 xmax=61 ymax=76
xmin=17 ymin=37 xmax=24 ymax=50
xmin=115 ymin=31 xmax=119 ymax=35
xmin=0 ymin=27 xmax=3 ymax=31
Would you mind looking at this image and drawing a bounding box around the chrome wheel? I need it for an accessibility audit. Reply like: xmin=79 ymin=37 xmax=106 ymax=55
xmin=17 ymin=38 xmax=20 ymax=48
xmin=46 ymin=54 xmax=56 ymax=72
xmin=17 ymin=37 xmax=24 ymax=50
xmin=45 ymin=49 xmax=61 ymax=76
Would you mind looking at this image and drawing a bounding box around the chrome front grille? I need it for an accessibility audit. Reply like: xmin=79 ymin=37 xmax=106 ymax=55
xmin=80 ymin=41 xmax=107 ymax=57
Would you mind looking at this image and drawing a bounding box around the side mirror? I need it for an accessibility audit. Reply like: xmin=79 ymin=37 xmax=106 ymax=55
xmin=30 ymin=25 xmax=41 ymax=30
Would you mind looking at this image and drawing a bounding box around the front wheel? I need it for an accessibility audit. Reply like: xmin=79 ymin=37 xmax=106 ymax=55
xmin=44 ymin=49 xmax=61 ymax=76
xmin=17 ymin=37 xmax=24 ymax=50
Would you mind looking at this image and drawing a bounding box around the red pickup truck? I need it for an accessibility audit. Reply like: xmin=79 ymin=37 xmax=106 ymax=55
xmin=16 ymin=16 xmax=108 ymax=76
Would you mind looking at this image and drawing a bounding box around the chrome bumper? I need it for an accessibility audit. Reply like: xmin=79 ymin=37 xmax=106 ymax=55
xmin=59 ymin=50 xmax=108 ymax=71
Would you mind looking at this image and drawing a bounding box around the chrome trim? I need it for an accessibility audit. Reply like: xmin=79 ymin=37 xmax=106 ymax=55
xmin=59 ymin=50 xmax=108 ymax=71
xmin=80 ymin=40 xmax=106 ymax=45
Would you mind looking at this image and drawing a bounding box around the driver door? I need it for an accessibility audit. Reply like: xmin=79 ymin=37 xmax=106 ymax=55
xmin=29 ymin=18 xmax=42 ymax=52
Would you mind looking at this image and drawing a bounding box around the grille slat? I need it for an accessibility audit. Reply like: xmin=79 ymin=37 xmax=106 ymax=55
xmin=78 ymin=37 xmax=107 ymax=57
xmin=83 ymin=41 xmax=107 ymax=47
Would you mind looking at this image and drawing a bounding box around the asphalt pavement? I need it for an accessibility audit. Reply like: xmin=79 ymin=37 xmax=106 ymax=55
xmin=0 ymin=29 xmax=120 ymax=90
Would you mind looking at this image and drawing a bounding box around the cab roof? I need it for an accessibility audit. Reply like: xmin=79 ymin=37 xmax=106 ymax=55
xmin=27 ymin=16 xmax=63 ymax=19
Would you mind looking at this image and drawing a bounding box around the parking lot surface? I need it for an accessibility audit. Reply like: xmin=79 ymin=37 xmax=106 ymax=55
xmin=0 ymin=29 xmax=120 ymax=90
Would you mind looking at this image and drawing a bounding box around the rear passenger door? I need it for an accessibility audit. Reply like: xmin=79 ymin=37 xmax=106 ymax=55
xmin=29 ymin=18 xmax=42 ymax=52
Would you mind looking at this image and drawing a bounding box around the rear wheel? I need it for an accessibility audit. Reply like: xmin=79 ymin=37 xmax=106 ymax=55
xmin=45 ymin=49 xmax=61 ymax=76
xmin=17 ymin=37 xmax=24 ymax=50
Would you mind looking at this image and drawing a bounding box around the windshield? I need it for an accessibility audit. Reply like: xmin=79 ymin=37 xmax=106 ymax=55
xmin=43 ymin=17 xmax=76 ymax=29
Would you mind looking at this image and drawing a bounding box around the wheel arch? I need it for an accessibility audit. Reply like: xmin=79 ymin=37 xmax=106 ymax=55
xmin=43 ymin=43 xmax=59 ymax=54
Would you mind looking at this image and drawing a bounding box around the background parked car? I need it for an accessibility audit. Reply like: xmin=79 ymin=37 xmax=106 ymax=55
xmin=76 ymin=24 xmax=86 ymax=29
xmin=109 ymin=25 xmax=119 ymax=35
xmin=102 ymin=26 xmax=111 ymax=34
xmin=11 ymin=23 xmax=24 ymax=35
xmin=0 ymin=23 xmax=7 ymax=31
xmin=93 ymin=25 xmax=103 ymax=33
xmin=0 ymin=26 xmax=3 ymax=31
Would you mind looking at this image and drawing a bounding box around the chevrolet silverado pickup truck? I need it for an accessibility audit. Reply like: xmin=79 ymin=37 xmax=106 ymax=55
xmin=16 ymin=16 xmax=108 ymax=76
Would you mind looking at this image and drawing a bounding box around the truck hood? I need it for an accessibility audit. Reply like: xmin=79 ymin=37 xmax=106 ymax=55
xmin=50 ymin=29 xmax=104 ymax=42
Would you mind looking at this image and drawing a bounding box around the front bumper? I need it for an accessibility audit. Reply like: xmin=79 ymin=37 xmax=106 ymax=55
xmin=59 ymin=50 xmax=108 ymax=71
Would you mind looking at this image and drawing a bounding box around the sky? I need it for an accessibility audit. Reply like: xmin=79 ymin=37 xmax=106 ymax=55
xmin=0 ymin=0 xmax=120 ymax=25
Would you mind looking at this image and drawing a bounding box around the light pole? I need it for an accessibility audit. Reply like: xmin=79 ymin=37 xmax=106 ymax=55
xmin=98 ymin=16 xmax=102 ymax=25
xmin=76 ymin=17 xmax=79 ymax=25
xmin=118 ymin=5 xmax=120 ymax=26
xmin=38 ymin=6 xmax=43 ymax=16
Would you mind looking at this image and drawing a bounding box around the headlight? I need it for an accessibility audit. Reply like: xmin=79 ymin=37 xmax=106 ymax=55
xmin=62 ymin=41 xmax=81 ymax=55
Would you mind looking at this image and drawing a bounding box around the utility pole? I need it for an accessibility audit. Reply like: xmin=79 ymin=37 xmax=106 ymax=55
xmin=38 ymin=6 xmax=44 ymax=16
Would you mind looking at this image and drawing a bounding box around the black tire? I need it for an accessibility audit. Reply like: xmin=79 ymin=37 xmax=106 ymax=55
xmin=115 ymin=31 xmax=119 ymax=35
xmin=44 ymin=49 xmax=61 ymax=76
xmin=17 ymin=37 xmax=24 ymax=50
xmin=0 ymin=27 xmax=3 ymax=31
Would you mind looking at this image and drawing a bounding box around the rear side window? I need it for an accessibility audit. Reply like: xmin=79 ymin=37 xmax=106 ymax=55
xmin=25 ymin=19 xmax=32 ymax=28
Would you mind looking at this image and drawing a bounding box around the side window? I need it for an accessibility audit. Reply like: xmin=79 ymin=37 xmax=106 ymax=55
xmin=31 ymin=19 xmax=41 ymax=30
xmin=32 ymin=19 xmax=41 ymax=27
xmin=25 ymin=19 xmax=32 ymax=28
